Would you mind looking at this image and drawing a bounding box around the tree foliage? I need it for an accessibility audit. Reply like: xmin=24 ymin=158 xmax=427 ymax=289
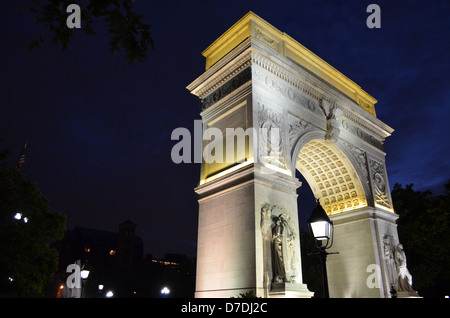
xmin=392 ymin=182 xmax=450 ymax=297
xmin=25 ymin=0 xmax=154 ymax=64
xmin=0 ymin=147 xmax=66 ymax=297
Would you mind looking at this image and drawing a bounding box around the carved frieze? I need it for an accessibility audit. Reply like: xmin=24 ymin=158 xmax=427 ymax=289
xmin=201 ymin=66 xmax=252 ymax=110
xmin=252 ymin=68 xmax=323 ymax=117
xmin=340 ymin=118 xmax=384 ymax=151
xmin=250 ymin=52 xmax=387 ymax=151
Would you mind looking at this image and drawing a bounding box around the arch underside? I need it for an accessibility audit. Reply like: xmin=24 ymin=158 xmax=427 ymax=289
xmin=296 ymin=139 xmax=367 ymax=215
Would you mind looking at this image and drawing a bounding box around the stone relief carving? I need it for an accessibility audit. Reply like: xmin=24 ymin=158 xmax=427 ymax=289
xmin=342 ymin=141 xmax=368 ymax=180
xmin=260 ymin=203 xmax=298 ymax=284
xmin=287 ymin=113 xmax=312 ymax=150
xmin=258 ymin=104 xmax=285 ymax=168
xmin=382 ymin=235 xmax=398 ymax=289
xmin=370 ymin=159 xmax=392 ymax=210
xmin=319 ymin=99 xmax=343 ymax=144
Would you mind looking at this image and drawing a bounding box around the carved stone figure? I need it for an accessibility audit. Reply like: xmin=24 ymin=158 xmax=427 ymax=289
xmin=260 ymin=204 xmax=299 ymax=284
xmin=382 ymin=235 xmax=397 ymax=288
xmin=394 ymin=244 xmax=417 ymax=294
xmin=271 ymin=215 xmax=287 ymax=283
xmin=320 ymin=99 xmax=343 ymax=143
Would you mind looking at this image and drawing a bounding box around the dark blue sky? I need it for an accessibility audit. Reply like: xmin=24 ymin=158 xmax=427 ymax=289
xmin=1 ymin=0 xmax=449 ymax=258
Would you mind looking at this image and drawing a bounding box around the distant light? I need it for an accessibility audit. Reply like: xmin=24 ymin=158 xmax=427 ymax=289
xmin=23 ymin=217 xmax=28 ymax=223
xmin=445 ymin=295 xmax=449 ymax=298
xmin=59 ymin=285 xmax=64 ymax=289
xmin=106 ymin=291 xmax=114 ymax=298
xmin=98 ymin=284 xmax=104 ymax=291
xmin=8 ymin=277 xmax=14 ymax=282
xmin=14 ymin=212 xmax=22 ymax=220
xmin=161 ymin=287 xmax=170 ymax=295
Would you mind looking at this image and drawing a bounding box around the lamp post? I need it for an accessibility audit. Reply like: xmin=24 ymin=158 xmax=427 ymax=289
xmin=308 ymin=199 xmax=338 ymax=298
xmin=80 ymin=264 xmax=90 ymax=298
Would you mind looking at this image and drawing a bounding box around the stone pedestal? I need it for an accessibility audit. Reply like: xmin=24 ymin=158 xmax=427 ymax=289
xmin=327 ymin=208 xmax=400 ymax=298
xmin=396 ymin=291 xmax=422 ymax=298
xmin=269 ymin=283 xmax=314 ymax=298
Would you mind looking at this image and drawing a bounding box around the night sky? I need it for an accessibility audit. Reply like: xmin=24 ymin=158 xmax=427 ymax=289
xmin=1 ymin=1 xmax=449 ymax=259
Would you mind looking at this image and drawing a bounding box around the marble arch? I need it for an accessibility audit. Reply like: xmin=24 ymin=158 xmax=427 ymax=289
xmin=188 ymin=12 xmax=400 ymax=298
xmin=294 ymin=139 xmax=368 ymax=215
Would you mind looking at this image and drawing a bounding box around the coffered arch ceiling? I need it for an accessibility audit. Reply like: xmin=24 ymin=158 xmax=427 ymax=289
xmin=296 ymin=139 xmax=367 ymax=215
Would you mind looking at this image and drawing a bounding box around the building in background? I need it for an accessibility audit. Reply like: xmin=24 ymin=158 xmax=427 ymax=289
xmin=50 ymin=220 xmax=195 ymax=298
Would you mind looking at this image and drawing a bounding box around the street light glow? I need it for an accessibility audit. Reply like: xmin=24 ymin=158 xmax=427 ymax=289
xmin=161 ymin=287 xmax=170 ymax=295
xmin=80 ymin=269 xmax=90 ymax=280
xmin=106 ymin=291 xmax=114 ymax=298
xmin=14 ymin=212 xmax=22 ymax=220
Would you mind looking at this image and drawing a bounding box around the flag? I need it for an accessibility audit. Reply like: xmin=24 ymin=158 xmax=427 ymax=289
xmin=15 ymin=140 xmax=28 ymax=170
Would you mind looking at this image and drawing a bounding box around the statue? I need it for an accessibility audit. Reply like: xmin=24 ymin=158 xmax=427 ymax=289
xmin=271 ymin=215 xmax=287 ymax=283
xmin=394 ymin=244 xmax=416 ymax=294
xmin=261 ymin=204 xmax=299 ymax=286
xmin=382 ymin=235 xmax=397 ymax=289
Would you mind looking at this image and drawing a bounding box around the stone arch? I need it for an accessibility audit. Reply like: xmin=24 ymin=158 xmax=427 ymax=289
xmin=291 ymin=136 xmax=368 ymax=215
xmin=189 ymin=12 xmax=400 ymax=298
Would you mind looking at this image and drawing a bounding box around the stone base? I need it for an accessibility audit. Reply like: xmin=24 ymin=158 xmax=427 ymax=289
xmin=269 ymin=283 xmax=314 ymax=298
xmin=396 ymin=291 xmax=422 ymax=298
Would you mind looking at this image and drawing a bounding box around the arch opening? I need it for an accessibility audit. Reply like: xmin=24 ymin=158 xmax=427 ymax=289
xmin=295 ymin=139 xmax=367 ymax=215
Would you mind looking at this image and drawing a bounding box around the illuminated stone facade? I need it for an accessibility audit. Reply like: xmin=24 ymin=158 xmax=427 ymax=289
xmin=188 ymin=12 xmax=399 ymax=298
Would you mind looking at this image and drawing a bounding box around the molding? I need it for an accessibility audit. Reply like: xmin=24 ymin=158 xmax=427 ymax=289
xmin=201 ymin=66 xmax=251 ymax=110
xmin=330 ymin=206 xmax=397 ymax=226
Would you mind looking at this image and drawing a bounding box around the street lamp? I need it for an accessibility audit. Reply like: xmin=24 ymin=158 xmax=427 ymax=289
xmin=80 ymin=268 xmax=90 ymax=280
xmin=161 ymin=286 xmax=170 ymax=296
xmin=308 ymin=199 xmax=338 ymax=298
xmin=80 ymin=264 xmax=90 ymax=298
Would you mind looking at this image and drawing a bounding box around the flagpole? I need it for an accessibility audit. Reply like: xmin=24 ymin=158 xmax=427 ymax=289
xmin=15 ymin=140 xmax=28 ymax=171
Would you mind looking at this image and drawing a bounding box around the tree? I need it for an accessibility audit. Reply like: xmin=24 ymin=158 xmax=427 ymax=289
xmin=392 ymin=182 xmax=450 ymax=297
xmin=25 ymin=0 xmax=154 ymax=64
xmin=0 ymin=146 xmax=66 ymax=297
